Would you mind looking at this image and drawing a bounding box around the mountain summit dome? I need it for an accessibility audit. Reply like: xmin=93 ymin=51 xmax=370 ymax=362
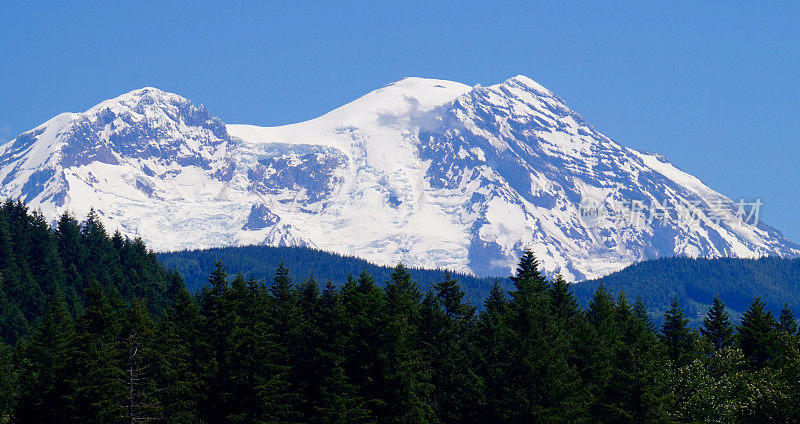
xmin=2 ymin=76 xmax=796 ymax=279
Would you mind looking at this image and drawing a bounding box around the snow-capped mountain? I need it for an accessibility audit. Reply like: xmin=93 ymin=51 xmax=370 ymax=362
xmin=1 ymin=77 xmax=797 ymax=280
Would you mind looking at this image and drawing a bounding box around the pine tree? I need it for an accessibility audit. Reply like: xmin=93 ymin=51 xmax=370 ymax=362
xmin=424 ymin=271 xmax=483 ymax=424
xmin=550 ymin=274 xmax=579 ymax=321
xmin=341 ymin=271 xmax=387 ymax=419
xmin=633 ymin=296 xmax=656 ymax=334
xmin=659 ymin=297 xmax=694 ymax=369
xmin=503 ymin=251 xmax=580 ymax=423
xmin=292 ymin=275 xmax=327 ymax=421
xmin=0 ymin=341 xmax=17 ymax=421
xmin=700 ymin=296 xmax=734 ymax=350
xmin=158 ymin=287 xmax=204 ymax=424
xmin=70 ymin=281 xmax=127 ymax=423
xmin=14 ymin=288 xmax=78 ymax=422
xmin=380 ymin=264 xmax=437 ymax=423
xmin=121 ymin=299 xmax=163 ymax=423
xmin=738 ymin=297 xmax=778 ymax=369
xmin=476 ymin=281 xmax=509 ymax=423
xmin=263 ymin=264 xmax=302 ymax=422
xmin=778 ymin=304 xmax=798 ymax=335
xmin=316 ymin=281 xmax=370 ymax=423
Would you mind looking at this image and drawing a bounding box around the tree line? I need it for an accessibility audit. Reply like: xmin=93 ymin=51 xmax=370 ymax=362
xmin=2 ymin=200 xmax=800 ymax=422
xmin=2 ymin=255 xmax=800 ymax=422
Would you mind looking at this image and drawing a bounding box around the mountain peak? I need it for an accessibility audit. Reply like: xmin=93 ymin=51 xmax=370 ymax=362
xmin=501 ymin=74 xmax=555 ymax=97
xmin=3 ymin=75 xmax=798 ymax=281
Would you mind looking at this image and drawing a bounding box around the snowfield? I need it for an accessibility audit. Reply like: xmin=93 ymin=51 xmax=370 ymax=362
xmin=1 ymin=76 xmax=797 ymax=280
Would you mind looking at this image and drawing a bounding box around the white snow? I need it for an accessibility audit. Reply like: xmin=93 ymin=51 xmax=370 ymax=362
xmin=1 ymin=76 xmax=796 ymax=280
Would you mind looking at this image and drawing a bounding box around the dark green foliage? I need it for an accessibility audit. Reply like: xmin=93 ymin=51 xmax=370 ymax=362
xmin=379 ymin=264 xmax=437 ymax=423
xmin=0 ymin=201 xmax=182 ymax=344
xmin=0 ymin=342 xmax=17 ymax=422
xmin=158 ymin=245 xmax=512 ymax=305
xmin=701 ymin=296 xmax=735 ymax=350
xmin=659 ymin=297 xmax=695 ymax=368
xmin=738 ymin=297 xmax=778 ymax=369
xmin=778 ymin=304 xmax=798 ymax=335
xmin=576 ymin=256 xmax=800 ymax=325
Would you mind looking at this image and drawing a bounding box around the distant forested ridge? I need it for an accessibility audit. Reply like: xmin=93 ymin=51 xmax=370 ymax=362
xmin=576 ymin=256 xmax=800 ymax=325
xmin=160 ymin=245 xmax=800 ymax=324
xmin=157 ymin=245 xmax=512 ymax=304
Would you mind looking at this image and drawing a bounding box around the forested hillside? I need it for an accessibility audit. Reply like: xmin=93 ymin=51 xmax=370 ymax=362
xmin=576 ymin=256 xmax=800 ymax=325
xmin=157 ymin=245 xmax=511 ymax=304
xmin=0 ymin=200 xmax=182 ymax=343
xmin=160 ymin=245 xmax=800 ymax=325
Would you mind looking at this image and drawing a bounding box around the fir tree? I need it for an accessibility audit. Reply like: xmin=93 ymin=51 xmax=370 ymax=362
xmin=425 ymin=271 xmax=483 ymax=424
xmin=14 ymin=288 xmax=78 ymax=422
xmin=380 ymin=264 xmax=437 ymax=423
xmin=778 ymin=304 xmax=798 ymax=335
xmin=738 ymin=297 xmax=778 ymax=369
xmin=157 ymin=287 xmax=204 ymax=424
xmin=121 ymin=299 xmax=163 ymax=423
xmin=341 ymin=271 xmax=387 ymax=419
xmin=700 ymin=296 xmax=734 ymax=350
xmin=70 ymin=281 xmax=127 ymax=423
xmin=0 ymin=342 xmax=16 ymax=422
xmin=316 ymin=281 xmax=370 ymax=423
xmin=476 ymin=281 xmax=509 ymax=423
xmin=659 ymin=297 xmax=694 ymax=369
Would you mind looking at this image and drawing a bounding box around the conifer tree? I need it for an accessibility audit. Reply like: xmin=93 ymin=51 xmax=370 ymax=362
xmin=292 ymin=275 xmax=327 ymax=421
xmin=659 ymin=297 xmax=694 ymax=369
xmin=550 ymin=274 xmax=579 ymax=321
xmin=121 ymin=299 xmax=163 ymax=423
xmin=0 ymin=341 xmax=16 ymax=422
xmin=15 ymin=288 xmax=78 ymax=422
xmin=476 ymin=281 xmax=509 ymax=423
xmin=158 ymin=287 xmax=204 ymax=424
xmin=380 ymin=264 xmax=437 ymax=423
xmin=633 ymin=296 xmax=656 ymax=334
xmin=738 ymin=297 xmax=778 ymax=369
xmin=700 ymin=296 xmax=734 ymax=350
xmin=316 ymin=281 xmax=370 ymax=424
xmin=503 ymin=251 xmax=579 ymax=423
xmin=425 ymin=271 xmax=483 ymax=424
xmin=70 ymin=281 xmax=126 ymax=423
xmin=778 ymin=304 xmax=798 ymax=335
xmin=341 ymin=271 xmax=387 ymax=419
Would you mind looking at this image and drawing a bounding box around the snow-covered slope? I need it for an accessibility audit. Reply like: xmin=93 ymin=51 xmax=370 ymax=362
xmin=2 ymin=77 xmax=797 ymax=279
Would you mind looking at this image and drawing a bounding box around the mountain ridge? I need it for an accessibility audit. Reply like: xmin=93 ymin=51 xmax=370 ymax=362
xmin=2 ymin=75 xmax=797 ymax=279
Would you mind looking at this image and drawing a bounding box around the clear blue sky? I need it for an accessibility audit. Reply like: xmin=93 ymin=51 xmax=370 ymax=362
xmin=2 ymin=1 xmax=798 ymax=241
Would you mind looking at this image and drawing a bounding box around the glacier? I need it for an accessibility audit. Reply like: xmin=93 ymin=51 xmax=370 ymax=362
xmin=1 ymin=76 xmax=797 ymax=280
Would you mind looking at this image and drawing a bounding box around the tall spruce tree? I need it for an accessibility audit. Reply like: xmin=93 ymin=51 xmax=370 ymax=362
xmin=503 ymin=250 xmax=580 ymax=423
xmin=121 ymin=299 xmax=163 ymax=423
xmin=738 ymin=297 xmax=778 ymax=369
xmin=380 ymin=264 xmax=437 ymax=424
xmin=778 ymin=304 xmax=798 ymax=335
xmin=700 ymin=296 xmax=735 ymax=350
xmin=70 ymin=281 xmax=127 ymax=424
xmin=341 ymin=271 xmax=387 ymax=419
xmin=14 ymin=288 xmax=77 ymax=422
xmin=0 ymin=341 xmax=16 ymax=421
xmin=157 ymin=287 xmax=204 ymax=424
xmin=659 ymin=297 xmax=694 ymax=369
xmin=316 ymin=281 xmax=370 ymax=423
xmin=476 ymin=281 xmax=510 ymax=423
xmin=425 ymin=271 xmax=483 ymax=424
